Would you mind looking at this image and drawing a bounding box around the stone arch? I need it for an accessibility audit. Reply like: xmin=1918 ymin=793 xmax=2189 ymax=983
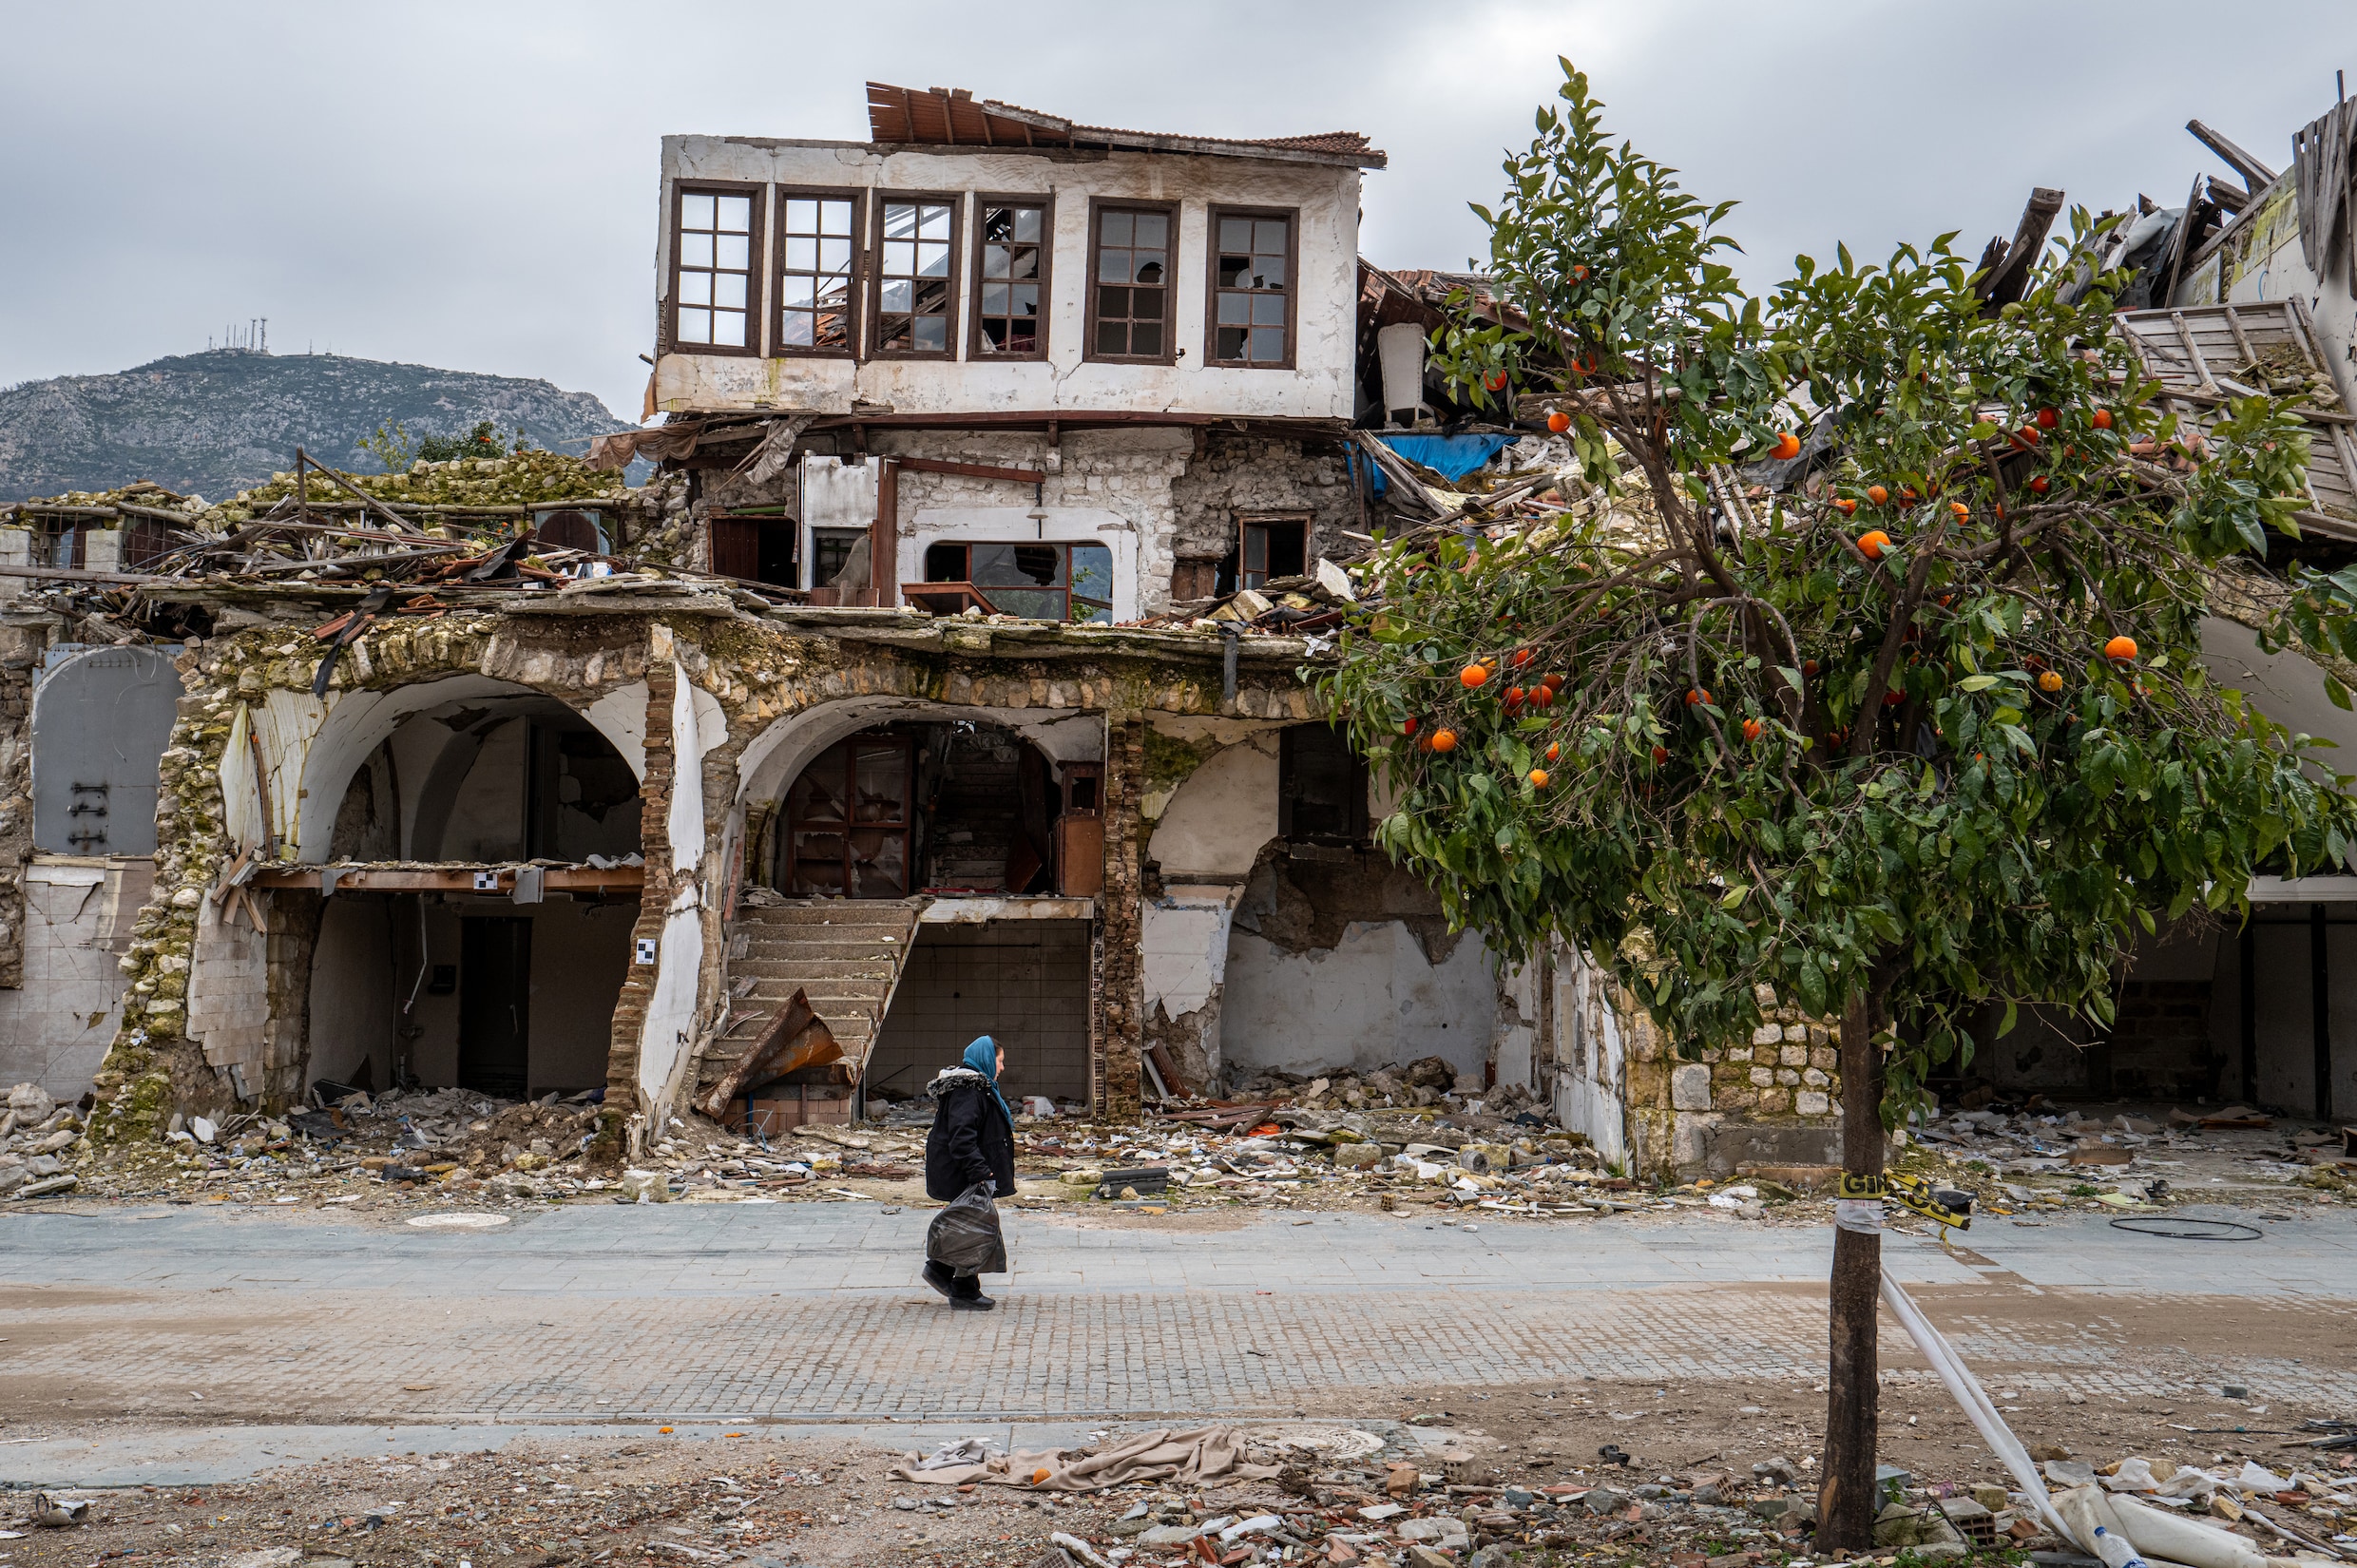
xmin=290 ymin=674 xmax=648 ymax=864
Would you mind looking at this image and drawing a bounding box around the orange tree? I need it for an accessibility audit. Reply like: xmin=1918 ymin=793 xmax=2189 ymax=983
xmin=1319 ymin=62 xmax=2355 ymax=1549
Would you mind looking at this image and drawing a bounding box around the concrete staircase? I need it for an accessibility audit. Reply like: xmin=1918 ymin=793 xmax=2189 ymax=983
xmin=699 ymin=898 xmax=925 ymax=1100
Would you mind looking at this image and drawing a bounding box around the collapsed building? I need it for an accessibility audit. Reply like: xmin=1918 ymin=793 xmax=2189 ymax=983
xmin=15 ymin=84 xmax=2357 ymax=1190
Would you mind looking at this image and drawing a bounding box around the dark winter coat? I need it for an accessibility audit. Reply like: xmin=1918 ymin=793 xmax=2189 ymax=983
xmin=924 ymin=1066 xmax=1016 ymax=1202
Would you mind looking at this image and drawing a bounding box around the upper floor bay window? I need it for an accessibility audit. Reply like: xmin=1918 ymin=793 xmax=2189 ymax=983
xmin=777 ymin=191 xmax=862 ymax=354
xmin=972 ymin=199 xmax=1050 ymax=358
xmin=1088 ymin=203 xmax=1176 ymax=363
xmin=672 ymin=185 xmax=758 ymax=352
xmin=873 ymin=197 xmax=959 ymax=356
xmin=1208 ymin=208 xmax=1293 ymax=367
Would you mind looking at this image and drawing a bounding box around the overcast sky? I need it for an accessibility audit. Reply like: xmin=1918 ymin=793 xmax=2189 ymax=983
xmin=4 ymin=0 xmax=2353 ymax=423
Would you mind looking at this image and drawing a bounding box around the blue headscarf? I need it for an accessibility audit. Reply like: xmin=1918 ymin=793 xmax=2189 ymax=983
xmin=963 ymin=1035 xmax=1013 ymax=1127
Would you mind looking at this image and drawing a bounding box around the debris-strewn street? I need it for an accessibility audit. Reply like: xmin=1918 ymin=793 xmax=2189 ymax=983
xmin=9 ymin=1202 xmax=2357 ymax=1565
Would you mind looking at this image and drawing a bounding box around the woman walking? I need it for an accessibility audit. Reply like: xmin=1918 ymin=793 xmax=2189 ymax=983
xmin=922 ymin=1034 xmax=1016 ymax=1311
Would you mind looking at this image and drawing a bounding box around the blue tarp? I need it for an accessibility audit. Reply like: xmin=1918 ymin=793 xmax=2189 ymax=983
xmin=1355 ymin=432 xmax=1520 ymax=495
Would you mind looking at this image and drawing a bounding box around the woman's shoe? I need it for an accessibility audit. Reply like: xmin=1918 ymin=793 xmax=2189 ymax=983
xmin=949 ymin=1291 xmax=997 ymax=1310
xmin=920 ymin=1260 xmax=955 ymax=1299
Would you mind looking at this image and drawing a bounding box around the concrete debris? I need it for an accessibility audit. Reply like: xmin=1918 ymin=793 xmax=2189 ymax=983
xmin=1896 ymin=1098 xmax=2357 ymax=1216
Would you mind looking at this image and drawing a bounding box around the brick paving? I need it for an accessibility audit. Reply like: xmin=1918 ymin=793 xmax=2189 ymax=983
xmin=4 ymin=1203 xmax=2354 ymax=1424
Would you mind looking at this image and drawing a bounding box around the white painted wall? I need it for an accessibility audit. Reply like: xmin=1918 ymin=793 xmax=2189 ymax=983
xmin=653 ymin=136 xmax=1360 ymax=419
xmin=1146 ymin=734 xmax=1279 ymax=878
xmin=1550 ymin=945 xmax=1629 ymax=1168
xmin=1219 ymin=918 xmax=1495 ymax=1080
xmin=638 ymin=660 xmax=711 ymax=1116
xmin=0 ymin=856 xmax=148 ymax=1099
xmin=901 ymin=507 xmax=1142 ymax=621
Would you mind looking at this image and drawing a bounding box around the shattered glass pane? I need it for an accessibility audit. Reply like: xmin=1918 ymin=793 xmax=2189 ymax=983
xmin=1135 ymin=255 xmax=1164 ymax=285
xmin=1070 ymin=545 xmax=1113 ymax=603
xmin=1012 ymin=207 xmax=1041 ymax=242
xmin=1009 ymin=282 xmax=1037 ymax=316
xmin=1217 ymin=326 xmax=1248 ymax=359
xmin=1218 ymin=255 xmax=1248 ymax=289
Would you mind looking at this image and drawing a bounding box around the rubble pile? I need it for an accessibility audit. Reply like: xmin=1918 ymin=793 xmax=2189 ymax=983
xmin=0 ymin=1081 xmax=86 ymax=1200
xmin=1897 ymin=1100 xmax=2357 ymax=1215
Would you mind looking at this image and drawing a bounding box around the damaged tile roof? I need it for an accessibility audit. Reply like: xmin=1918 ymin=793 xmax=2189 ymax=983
xmin=863 ymin=82 xmax=1387 ymax=169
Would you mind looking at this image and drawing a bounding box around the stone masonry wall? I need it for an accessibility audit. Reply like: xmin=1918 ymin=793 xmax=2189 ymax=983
xmin=0 ymin=617 xmax=55 ymax=989
xmin=1624 ymin=979 xmax=1844 ymax=1182
xmin=1168 ymin=431 xmax=1361 ymax=583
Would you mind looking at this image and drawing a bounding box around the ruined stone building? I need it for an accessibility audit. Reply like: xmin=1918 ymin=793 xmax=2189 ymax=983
xmin=0 ymin=85 xmax=1637 ymax=1173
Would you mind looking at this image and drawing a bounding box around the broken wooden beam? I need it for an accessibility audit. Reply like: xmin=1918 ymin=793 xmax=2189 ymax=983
xmin=2188 ymin=118 xmax=2279 ymax=194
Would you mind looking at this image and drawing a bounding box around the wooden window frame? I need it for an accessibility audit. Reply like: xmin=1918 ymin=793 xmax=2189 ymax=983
xmin=1204 ymin=203 xmax=1298 ymax=371
xmin=919 ymin=540 xmax=1115 ymax=622
xmin=1235 ymin=511 xmax=1311 ymax=591
xmin=866 ymin=189 xmax=963 ymax=362
xmin=771 ymin=185 xmax=867 ymax=360
xmin=668 ymin=180 xmax=765 ymax=358
xmin=968 ymin=192 xmax=1055 ymax=362
xmin=784 ymin=733 xmax=914 ymax=898
xmin=1083 ymin=197 xmax=1181 ymax=367
xmin=1277 ymin=723 xmax=1370 ymax=846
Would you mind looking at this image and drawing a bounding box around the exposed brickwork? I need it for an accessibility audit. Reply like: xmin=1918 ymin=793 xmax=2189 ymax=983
xmin=604 ymin=652 xmax=675 ymax=1157
xmin=1096 ymin=715 xmax=1146 ymax=1119
xmin=0 ymin=618 xmax=58 ymax=988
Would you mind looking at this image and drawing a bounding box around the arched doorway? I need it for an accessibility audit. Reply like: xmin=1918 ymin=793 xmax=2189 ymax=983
xmin=771 ymin=720 xmax=1080 ymax=898
xmin=297 ymin=690 xmax=643 ymax=1100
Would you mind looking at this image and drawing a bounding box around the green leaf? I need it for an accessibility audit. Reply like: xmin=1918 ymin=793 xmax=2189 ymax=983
xmin=1958 ymin=675 xmax=2000 ymax=693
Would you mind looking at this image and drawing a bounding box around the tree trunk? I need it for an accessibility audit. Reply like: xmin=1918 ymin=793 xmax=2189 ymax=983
xmin=1817 ymin=993 xmax=1885 ymax=1550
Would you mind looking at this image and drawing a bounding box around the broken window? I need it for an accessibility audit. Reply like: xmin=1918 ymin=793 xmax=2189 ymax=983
xmin=1089 ymin=203 xmax=1175 ymax=362
xmin=921 ymin=540 xmax=1115 ymax=622
xmin=787 ymin=735 xmax=911 ymax=897
xmin=1217 ymin=513 xmax=1309 ymax=595
xmin=672 ymin=184 xmax=759 ymax=352
xmin=1207 ymin=207 xmax=1293 ymax=367
xmin=872 ymin=196 xmax=958 ymax=355
xmin=1279 ymin=723 xmax=1369 ymax=845
xmin=709 ymin=513 xmax=797 ymax=587
xmin=973 ymin=199 xmax=1050 ymax=357
xmin=776 ymin=190 xmax=862 ymax=354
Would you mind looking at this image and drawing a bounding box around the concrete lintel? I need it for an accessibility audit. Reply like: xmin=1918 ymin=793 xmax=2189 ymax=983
xmin=2250 ymin=875 xmax=2357 ymax=904
xmin=918 ymin=896 xmax=1095 ymax=924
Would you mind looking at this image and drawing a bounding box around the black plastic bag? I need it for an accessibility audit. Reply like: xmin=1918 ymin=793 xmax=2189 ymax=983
xmin=926 ymin=1182 xmax=1007 ymax=1275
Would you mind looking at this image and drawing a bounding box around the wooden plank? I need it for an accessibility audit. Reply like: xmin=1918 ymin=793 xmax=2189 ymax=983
xmin=891 ymin=456 xmax=1048 ymax=484
xmin=2171 ymin=310 xmax=2220 ymax=392
xmin=2188 ymin=119 xmax=2280 ymax=192
xmin=2223 ymin=302 xmax=2257 ymax=366
xmin=250 ymin=865 xmax=646 ymax=891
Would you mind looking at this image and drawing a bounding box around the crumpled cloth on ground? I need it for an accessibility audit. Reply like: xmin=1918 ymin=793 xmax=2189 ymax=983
xmin=913 ymin=1436 xmax=999 ymax=1471
xmin=889 ymin=1426 xmax=1281 ymax=1493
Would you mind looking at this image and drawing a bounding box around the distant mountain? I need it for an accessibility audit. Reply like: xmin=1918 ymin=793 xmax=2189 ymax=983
xmin=0 ymin=349 xmax=633 ymax=502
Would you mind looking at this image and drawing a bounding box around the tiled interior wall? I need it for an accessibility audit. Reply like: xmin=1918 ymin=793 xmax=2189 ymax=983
xmin=866 ymin=921 xmax=1093 ymax=1104
xmin=0 ymin=856 xmax=148 ymax=1097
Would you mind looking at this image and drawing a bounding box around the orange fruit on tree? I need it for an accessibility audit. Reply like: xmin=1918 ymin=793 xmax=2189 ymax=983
xmin=1429 ymin=728 xmax=1458 ymax=753
xmin=1866 ymin=484 xmax=1889 ymax=506
xmin=1460 ymin=663 xmax=1490 ymax=689
xmin=1531 ymin=684 xmax=1555 ymax=707
xmin=1511 ymin=648 xmax=1534 ymax=667
xmin=1769 ymin=430 xmax=1802 ymax=460
xmin=2035 ymin=407 xmax=2059 ymax=430
xmin=1544 ymin=741 xmax=1561 ymax=762
xmin=1686 ymin=688 xmax=1710 ymax=707
xmin=1401 ymin=717 xmax=1419 ymax=736
xmin=1650 ymin=745 xmax=1669 ymax=765
xmin=2038 ymin=670 xmax=2063 ymax=693
xmin=2028 ymin=475 xmax=2050 ymax=494
xmin=1883 ymin=688 xmax=1907 ymax=707
xmin=1528 ymin=768 xmax=1550 ymax=788
xmin=1486 ymin=371 xmax=1509 ymax=392
xmin=2104 ymin=635 xmax=2138 ymax=662
xmin=1547 ymin=410 xmax=1571 ymax=434
xmin=1833 ymin=497 xmax=1858 ymax=516
xmin=1803 ymin=659 xmax=1819 ymax=677
xmin=1542 ymin=671 xmax=1564 ymax=691
xmin=1857 ymin=530 xmax=1891 ymax=560
xmin=1949 ymin=501 xmax=1970 ymax=518
xmin=1741 ymin=717 xmax=1764 ymax=741
xmin=2093 ymin=408 xmax=2114 ymax=430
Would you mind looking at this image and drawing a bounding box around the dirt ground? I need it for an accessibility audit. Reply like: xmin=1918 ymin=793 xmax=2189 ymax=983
xmin=7 ymin=1355 xmax=2354 ymax=1568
